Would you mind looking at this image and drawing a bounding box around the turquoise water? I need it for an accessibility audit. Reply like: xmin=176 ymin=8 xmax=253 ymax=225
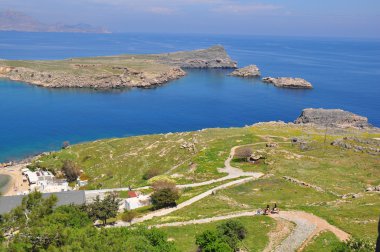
xmin=0 ymin=32 xmax=379 ymax=162
xmin=0 ymin=174 xmax=11 ymax=194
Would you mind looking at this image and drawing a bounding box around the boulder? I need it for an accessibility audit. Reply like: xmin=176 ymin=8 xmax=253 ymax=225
xmin=365 ymin=185 xmax=380 ymax=192
xmin=229 ymin=65 xmax=260 ymax=77
xmin=295 ymin=108 xmax=371 ymax=129
xmin=262 ymin=77 xmax=312 ymax=89
xmin=248 ymin=150 xmax=266 ymax=162
xmin=266 ymin=143 xmax=278 ymax=148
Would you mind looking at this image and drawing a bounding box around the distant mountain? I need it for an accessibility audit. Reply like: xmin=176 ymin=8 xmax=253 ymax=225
xmin=0 ymin=10 xmax=110 ymax=33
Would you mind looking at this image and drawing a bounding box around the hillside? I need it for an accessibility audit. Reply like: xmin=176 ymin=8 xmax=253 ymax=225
xmin=28 ymin=121 xmax=380 ymax=245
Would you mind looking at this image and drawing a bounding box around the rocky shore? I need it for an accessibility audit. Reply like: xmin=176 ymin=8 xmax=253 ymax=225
xmin=0 ymin=45 xmax=236 ymax=89
xmin=262 ymin=77 xmax=313 ymax=89
xmin=294 ymin=108 xmax=371 ymax=129
xmin=0 ymin=66 xmax=186 ymax=89
xmin=229 ymin=65 xmax=261 ymax=77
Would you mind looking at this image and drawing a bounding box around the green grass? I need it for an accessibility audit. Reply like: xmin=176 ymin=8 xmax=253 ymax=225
xmin=146 ymin=172 xmax=379 ymax=241
xmin=31 ymin=127 xmax=263 ymax=188
xmin=25 ymin=123 xmax=380 ymax=241
xmin=177 ymin=177 xmax=247 ymax=204
xmin=147 ymin=176 xmax=337 ymax=225
xmin=303 ymin=231 xmax=342 ymax=252
xmin=157 ymin=216 xmax=275 ymax=252
xmin=301 ymin=193 xmax=380 ymax=240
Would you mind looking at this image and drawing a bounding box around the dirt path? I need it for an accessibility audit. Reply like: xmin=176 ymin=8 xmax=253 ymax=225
xmin=263 ymin=218 xmax=295 ymax=252
xmin=150 ymin=210 xmax=349 ymax=252
xmin=271 ymin=211 xmax=350 ymax=252
xmin=107 ymin=141 xmax=350 ymax=252
xmin=113 ymin=176 xmax=260 ymax=227
xmin=112 ymin=142 xmax=282 ymax=226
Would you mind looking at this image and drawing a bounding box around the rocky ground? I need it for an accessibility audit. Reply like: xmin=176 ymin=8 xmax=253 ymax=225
xmin=262 ymin=77 xmax=313 ymax=89
xmin=0 ymin=45 xmax=236 ymax=89
xmin=294 ymin=108 xmax=371 ymax=129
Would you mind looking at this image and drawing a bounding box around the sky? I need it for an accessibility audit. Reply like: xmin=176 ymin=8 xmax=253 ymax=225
xmin=1 ymin=0 xmax=380 ymax=38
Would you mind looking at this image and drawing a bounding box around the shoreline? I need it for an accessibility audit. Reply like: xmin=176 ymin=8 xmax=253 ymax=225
xmin=0 ymin=162 xmax=30 ymax=196
xmin=0 ymin=174 xmax=11 ymax=195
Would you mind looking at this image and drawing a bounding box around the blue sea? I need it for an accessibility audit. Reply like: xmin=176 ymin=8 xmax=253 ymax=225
xmin=0 ymin=32 xmax=379 ymax=162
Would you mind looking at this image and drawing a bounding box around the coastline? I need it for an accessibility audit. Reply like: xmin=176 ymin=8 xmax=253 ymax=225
xmin=0 ymin=161 xmax=31 ymax=196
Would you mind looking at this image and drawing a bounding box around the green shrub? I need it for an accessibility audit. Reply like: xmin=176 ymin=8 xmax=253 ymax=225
xmin=121 ymin=210 xmax=137 ymax=223
xmin=142 ymin=168 xmax=161 ymax=180
xmin=151 ymin=187 xmax=180 ymax=209
xmin=332 ymin=238 xmax=376 ymax=252
xmin=195 ymin=220 xmax=247 ymax=251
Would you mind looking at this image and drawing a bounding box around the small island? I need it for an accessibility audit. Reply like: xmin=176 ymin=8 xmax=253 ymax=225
xmin=229 ymin=65 xmax=261 ymax=77
xmin=0 ymin=45 xmax=237 ymax=89
xmin=262 ymin=77 xmax=313 ymax=89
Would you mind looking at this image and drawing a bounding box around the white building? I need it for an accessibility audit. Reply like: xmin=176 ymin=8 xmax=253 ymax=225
xmin=25 ymin=171 xmax=38 ymax=184
xmin=24 ymin=169 xmax=70 ymax=193
xmin=77 ymin=178 xmax=88 ymax=187
xmin=125 ymin=192 xmax=151 ymax=210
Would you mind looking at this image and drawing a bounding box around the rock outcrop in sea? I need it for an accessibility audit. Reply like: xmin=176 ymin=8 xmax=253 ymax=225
xmin=294 ymin=108 xmax=371 ymax=128
xmin=229 ymin=65 xmax=261 ymax=77
xmin=262 ymin=77 xmax=313 ymax=89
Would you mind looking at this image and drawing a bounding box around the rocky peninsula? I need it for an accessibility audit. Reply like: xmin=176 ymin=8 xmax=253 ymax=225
xmin=262 ymin=77 xmax=313 ymax=89
xmin=294 ymin=108 xmax=371 ymax=129
xmin=0 ymin=45 xmax=236 ymax=89
xmin=229 ymin=65 xmax=261 ymax=77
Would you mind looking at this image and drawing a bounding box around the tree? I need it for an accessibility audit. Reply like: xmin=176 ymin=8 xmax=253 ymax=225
xmin=121 ymin=210 xmax=137 ymax=223
xmin=1 ymin=196 xmax=178 ymax=252
xmin=125 ymin=236 xmax=156 ymax=252
xmin=0 ymin=191 xmax=58 ymax=239
xmin=151 ymin=187 xmax=180 ymax=209
xmin=217 ymin=220 xmax=247 ymax=251
xmin=150 ymin=179 xmax=179 ymax=209
xmin=196 ymin=220 xmax=247 ymax=252
xmin=61 ymin=160 xmax=80 ymax=182
xmin=85 ymin=193 xmax=121 ymax=225
xmin=45 ymin=205 xmax=91 ymax=228
xmin=234 ymin=147 xmax=252 ymax=161
xmin=196 ymin=230 xmax=232 ymax=252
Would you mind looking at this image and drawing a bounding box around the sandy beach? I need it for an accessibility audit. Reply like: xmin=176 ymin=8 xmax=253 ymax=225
xmin=0 ymin=163 xmax=30 ymax=196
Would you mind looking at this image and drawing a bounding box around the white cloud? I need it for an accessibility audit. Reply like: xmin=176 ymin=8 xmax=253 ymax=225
xmin=213 ymin=3 xmax=281 ymax=14
xmin=147 ymin=7 xmax=177 ymax=15
xmin=23 ymin=0 xmax=283 ymax=16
